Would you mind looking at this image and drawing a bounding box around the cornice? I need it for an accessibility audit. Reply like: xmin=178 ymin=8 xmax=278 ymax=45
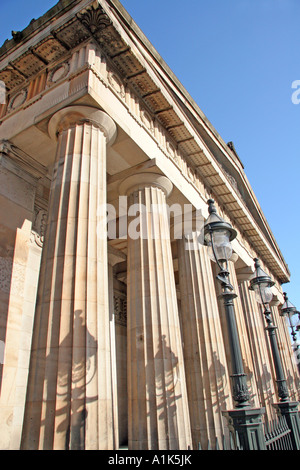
xmin=0 ymin=0 xmax=290 ymax=282
xmin=0 ymin=0 xmax=82 ymax=60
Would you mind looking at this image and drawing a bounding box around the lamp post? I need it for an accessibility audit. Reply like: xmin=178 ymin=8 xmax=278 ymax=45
xmin=250 ymin=259 xmax=290 ymax=402
xmin=280 ymin=293 xmax=300 ymax=376
xmin=202 ymin=200 xmax=266 ymax=450
xmin=250 ymin=261 xmax=300 ymax=449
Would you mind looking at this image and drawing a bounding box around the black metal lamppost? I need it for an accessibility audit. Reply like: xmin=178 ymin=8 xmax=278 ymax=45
xmin=250 ymin=261 xmax=300 ymax=449
xmin=250 ymin=259 xmax=290 ymax=402
xmin=202 ymin=199 xmax=266 ymax=450
xmin=280 ymin=293 xmax=300 ymax=376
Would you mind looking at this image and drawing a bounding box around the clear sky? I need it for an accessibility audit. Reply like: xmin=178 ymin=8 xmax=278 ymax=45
xmin=0 ymin=0 xmax=299 ymax=328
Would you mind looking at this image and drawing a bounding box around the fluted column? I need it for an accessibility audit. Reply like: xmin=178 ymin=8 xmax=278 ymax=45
xmin=21 ymin=106 xmax=117 ymax=450
xmin=120 ymin=173 xmax=192 ymax=450
xmin=177 ymin=232 xmax=232 ymax=449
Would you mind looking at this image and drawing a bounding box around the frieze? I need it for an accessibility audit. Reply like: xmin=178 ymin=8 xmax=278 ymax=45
xmin=140 ymin=108 xmax=154 ymax=133
xmin=107 ymin=70 xmax=125 ymax=98
xmin=47 ymin=62 xmax=70 ymax=86
xmin=7 ymin=89 xmax=28 ymax=112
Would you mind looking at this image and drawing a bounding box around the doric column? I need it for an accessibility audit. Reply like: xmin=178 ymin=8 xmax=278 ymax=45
xmin=120 ymin=173 xmax=192 ymax=450
xmin=177 ymin=232 xmax=232 ymax=449
xmin=21 ymin=106 xmax=117 ymax=450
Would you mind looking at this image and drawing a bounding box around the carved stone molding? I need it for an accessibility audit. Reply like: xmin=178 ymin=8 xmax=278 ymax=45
xmin=107 ymin=70 xmax=125 ymax=98
xmin=8 ymin=89 xmax=28 ymax=112
xmin=77 ymin=4 xmax=112 ymax=34
xmin=47 ymin=61 xmax=70 ymax=86
xmin=31 ymin=207 xmax=47 ymax=248
xmin=0 ymin=139 xmax=48 ymax=180
xmin=140 ymin=108 xmax=154 ymax=133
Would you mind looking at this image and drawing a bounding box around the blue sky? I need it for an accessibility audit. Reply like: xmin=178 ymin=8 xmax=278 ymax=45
xmin=0 ymin=0 xmax=299 ymax=325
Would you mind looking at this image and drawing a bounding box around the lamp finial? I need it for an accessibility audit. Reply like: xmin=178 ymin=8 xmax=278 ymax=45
xmin=207 ymin=199 xmax=217 ymax=214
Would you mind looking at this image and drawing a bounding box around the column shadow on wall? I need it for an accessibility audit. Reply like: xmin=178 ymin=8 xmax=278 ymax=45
xmin=261 ymin=363 xmax=274 ymax=401
xmin=146 ymin=334 xmax=182 ymax=443
xmin=209 ymin=351 xmax=230 ymax=411
xmin=41 ymin=310 xmax=98 ymax=450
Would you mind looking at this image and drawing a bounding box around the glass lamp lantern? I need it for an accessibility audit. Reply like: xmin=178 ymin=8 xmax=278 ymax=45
xmin=249 ymin=258 xmax=275 ymax=306
xmin=280 ymin=292 xmax=299 ymax=318
xmin=203 ymin=199 xmax=237 ymax=265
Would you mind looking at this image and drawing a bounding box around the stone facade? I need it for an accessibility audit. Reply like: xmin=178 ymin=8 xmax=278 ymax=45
xmin=0 ymin=0 xmax=298 ymax=450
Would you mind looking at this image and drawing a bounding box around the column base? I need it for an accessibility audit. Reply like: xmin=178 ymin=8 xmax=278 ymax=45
xmin=273 ymin=401 xmax=300 ymax=450
xmin=222 ymin=407 xmax=266 ymax=450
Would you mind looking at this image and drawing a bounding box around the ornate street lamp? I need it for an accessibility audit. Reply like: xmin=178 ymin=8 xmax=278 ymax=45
xmin=203 ymin=199 xmax=251 ymax=408
xmin=280 ymin=293 xmax=300 ymax=375
xmin=249 ymin=258 xmax=290 ymax=402
xmin=202 ymin=200 xmax=266 ymax=450
xmin=250 ymin=261 xmax=300 ymax=449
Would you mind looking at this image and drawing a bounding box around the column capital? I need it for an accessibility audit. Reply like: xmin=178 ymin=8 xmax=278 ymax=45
xmin=119 ymin=172 xmax=173 ymax=197
xmin=48 ymin=105 xmax=117 ymax=145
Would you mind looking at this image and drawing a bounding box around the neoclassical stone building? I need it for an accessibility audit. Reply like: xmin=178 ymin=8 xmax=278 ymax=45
xmin=0 ymin=0 xmax=298 ymax=450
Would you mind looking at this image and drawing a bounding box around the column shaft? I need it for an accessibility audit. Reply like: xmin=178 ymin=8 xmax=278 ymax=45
xmin=22 ymin=110 xmax=115 ymax=450
xmin=177 ymin=233 xmax=232 ymax=449
xmin=126 ymin=181 xmax=192 ymax=450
